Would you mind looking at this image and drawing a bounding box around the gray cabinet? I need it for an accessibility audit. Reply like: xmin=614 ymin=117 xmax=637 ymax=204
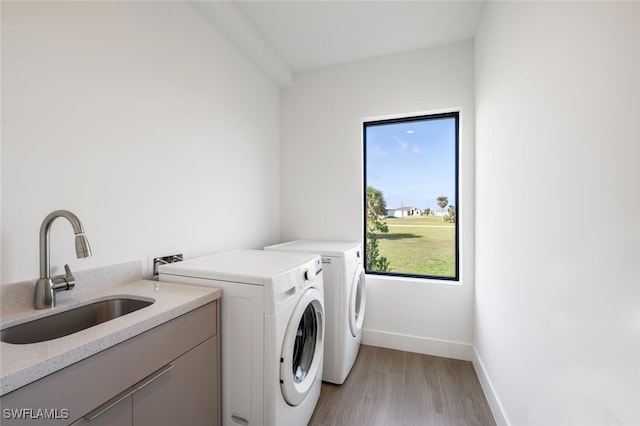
xmin=134 ymin=337 xmax=218 ymax=425
xmin=1 ymin=301 xmax=220 ymax=426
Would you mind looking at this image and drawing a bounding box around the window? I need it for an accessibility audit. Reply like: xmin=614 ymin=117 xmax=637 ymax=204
xmin=363 ymin=112 xmax=459 ymax=280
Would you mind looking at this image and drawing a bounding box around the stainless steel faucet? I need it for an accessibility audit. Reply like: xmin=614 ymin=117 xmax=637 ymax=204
xmin=34 ymin=210 xmax=92 ymax=309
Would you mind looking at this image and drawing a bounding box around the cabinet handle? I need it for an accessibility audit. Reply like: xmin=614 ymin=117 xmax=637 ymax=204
xmin=84 ymin=364 xmax=174 ymax=421
xmin=84 ymin=386 xmax=137 ymax=421
xmin=135 ymin=363 xmax=174 ymax=391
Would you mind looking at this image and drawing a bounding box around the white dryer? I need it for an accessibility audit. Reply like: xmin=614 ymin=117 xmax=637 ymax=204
xmin=158 ymin=249 xmax=324 ymax=426
xmin=265 ymin=240 xmax=366 ymax=385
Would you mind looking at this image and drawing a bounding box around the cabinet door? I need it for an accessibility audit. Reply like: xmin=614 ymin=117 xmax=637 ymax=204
xmin=132 ymin=336 xmax=219 ymax=426
xmin=69 ymin=396 xmax=132 ymax=426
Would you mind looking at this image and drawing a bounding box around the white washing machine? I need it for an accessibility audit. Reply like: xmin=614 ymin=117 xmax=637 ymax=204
xmin=265 ymin=240 xmax=366 ymax=385
xmin=158 ymin=249 xmax=324 ymax=426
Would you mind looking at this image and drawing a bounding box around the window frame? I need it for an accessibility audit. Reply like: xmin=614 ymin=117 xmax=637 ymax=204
xmin=362 ymin=111 xmax=460 ymax=281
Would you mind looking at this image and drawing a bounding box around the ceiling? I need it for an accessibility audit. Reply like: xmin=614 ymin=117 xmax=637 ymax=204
xmin=192 ymin=1 xmax=486 ymax=87
xmin=236 ymin=1 xmax=487 ymax=72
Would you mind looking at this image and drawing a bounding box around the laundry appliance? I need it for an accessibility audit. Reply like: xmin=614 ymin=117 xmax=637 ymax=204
xmin=158 ymin=249 xmax=324 ymax=426
xmin=265 ymin=240 xmax=365 ymax=385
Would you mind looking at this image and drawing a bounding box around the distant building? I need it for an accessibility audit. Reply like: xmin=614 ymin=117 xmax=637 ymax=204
xmin=386 ymin=207 xmax=421 ymax=218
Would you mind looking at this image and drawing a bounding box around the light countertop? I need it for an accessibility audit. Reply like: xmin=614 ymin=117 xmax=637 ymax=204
xmin=0 ymin=279 xmax=221 ymax=396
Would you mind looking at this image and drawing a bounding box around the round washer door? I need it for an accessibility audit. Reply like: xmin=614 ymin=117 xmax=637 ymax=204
xmin=280 ymin=287 xmax=324 ymax=407
xmin=349 ymin=264 xmax=366 ymax=337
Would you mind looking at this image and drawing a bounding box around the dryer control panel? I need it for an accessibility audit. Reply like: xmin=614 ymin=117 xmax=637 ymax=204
xmin=268 ymin=255 xmax=323 ymax=315
xmin=303 ymin=257 xmax=323 ymax=282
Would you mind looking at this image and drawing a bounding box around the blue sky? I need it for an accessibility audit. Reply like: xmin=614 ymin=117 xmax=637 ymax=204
xmin=365 ymin=116 xmax=456 ymax=212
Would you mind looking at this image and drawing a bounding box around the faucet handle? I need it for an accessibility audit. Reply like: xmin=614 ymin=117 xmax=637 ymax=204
xmin=64 ymin=263 xmax=76 ymax=290
xmin=64 ymin=264 xmax=74 ymax=280
xmin=52 ymin=264 xmax=76 ymax=291
xmin=63 ymin=264 xmax=76 ymax=290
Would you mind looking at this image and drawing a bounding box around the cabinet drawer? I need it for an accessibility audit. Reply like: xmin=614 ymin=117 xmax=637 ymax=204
xmin=134 ymin=337 xmax=219 ymax=426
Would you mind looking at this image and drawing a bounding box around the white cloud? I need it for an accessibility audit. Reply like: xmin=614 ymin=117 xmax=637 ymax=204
xmin=412 ymin=144 xmax=421 ymax=155
xmin=371 ymin=146 xmax=388 ymax=157
xmin=393 ymin=135 xmax=408 ymax=153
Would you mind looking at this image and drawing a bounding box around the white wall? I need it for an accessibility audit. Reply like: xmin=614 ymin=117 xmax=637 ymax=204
xmin=474 ymin=2 xmax=640 ymax=425
xmin=280 ymin=41 xmax=476 ymax=358
xmin=1 ymin=1 xmax=280 ymax=283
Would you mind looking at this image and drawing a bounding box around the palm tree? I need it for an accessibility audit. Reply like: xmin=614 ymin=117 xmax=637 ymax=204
xmin=366 ymin=186 xmax=390 ymax=272
xmin=367 ymin=186 xmax=387 ymax=217
xmin=437 ymin=196 xmax=449 ymax=219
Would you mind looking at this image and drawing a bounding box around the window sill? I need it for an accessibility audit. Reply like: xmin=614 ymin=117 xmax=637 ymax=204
xmin=365 ymin=273 xmax=461 ymax=286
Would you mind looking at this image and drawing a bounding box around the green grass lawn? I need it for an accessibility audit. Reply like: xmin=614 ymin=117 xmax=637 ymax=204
xmin=373 ymin=216 xmax=456 ymax=278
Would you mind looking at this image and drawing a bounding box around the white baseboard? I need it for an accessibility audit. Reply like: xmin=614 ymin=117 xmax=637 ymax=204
xmin=361 ymin=328 xmax=473 ymax=361
xmin=471 ymin=347 xmax=510 ymax=426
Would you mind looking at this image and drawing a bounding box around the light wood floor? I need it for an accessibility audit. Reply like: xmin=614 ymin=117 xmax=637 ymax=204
xmin=309 ymin=345 xmax=495 ymax=426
